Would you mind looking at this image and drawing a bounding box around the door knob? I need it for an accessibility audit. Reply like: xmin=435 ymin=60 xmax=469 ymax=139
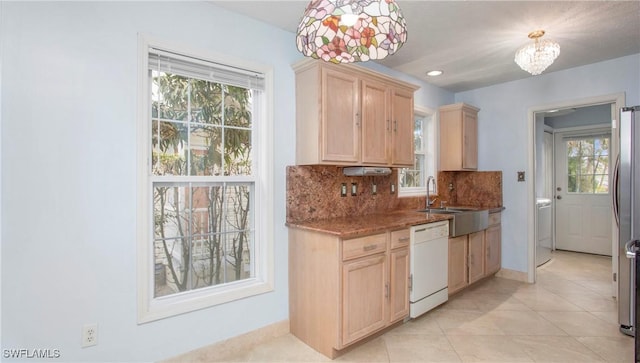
xmin=556 ymin=195 xmax=562 ymax=200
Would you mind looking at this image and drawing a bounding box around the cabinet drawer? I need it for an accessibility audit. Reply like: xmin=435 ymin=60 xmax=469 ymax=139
xmin=488 ymin=212 xmax=501 ymax=226
xmin=343 ymin=233 xmax=387 ymax=261
xmin=390 ymin=229 xmax=410 ymax=249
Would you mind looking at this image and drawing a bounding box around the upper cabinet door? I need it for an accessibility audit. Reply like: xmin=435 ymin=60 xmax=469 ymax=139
xmin=361 ymin=79 xmax=389 ymax=165
xmin=390 ymin=88 xmax=414 ymax=167
xmin=321 ymin=68 xmax=360 ymax=163
xmin=439 ymin=103 xmax=480 ymax=171
xmin=462 ymin=109 xmax=478 ymax=169
xmin=293 ymin=59 xmax=419 ymax=166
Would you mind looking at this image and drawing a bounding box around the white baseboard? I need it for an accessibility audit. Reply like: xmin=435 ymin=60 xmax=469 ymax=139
xmin=160 ymin=320 xmax=290 ymax=362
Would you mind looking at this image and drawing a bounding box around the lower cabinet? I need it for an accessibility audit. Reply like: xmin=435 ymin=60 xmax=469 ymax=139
xmin=468 ymin=231 xmax=486 ymax=284
xmin=389 ymin=247 xmax=410 ymax=322
xmin=448 ymin=211 xmax=502 ymax=296
xmin=342 ymin=253 xmax=387 ymax=345
xmin=289 ymin=227 xmax=410 ymax=359
xmin=485 ymin=212 xmax=502 ymax=275
xmin=448 ymin=235 xmax=468 ymax=295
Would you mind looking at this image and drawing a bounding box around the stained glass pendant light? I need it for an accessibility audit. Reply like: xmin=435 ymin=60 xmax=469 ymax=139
xmin=296 ymin=0 xmax=408 ymax=64
xmin=514 ymin=30 xmax=560 ymax=75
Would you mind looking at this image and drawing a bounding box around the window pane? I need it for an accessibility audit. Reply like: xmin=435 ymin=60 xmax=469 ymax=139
xmin=224 ymin=86 xmax=253 ymax=128
xmin=154 ymin=238 xmax=185 ymax=297
xmin=594 ymin=174 xmax=609 ymax=193
xmin=153 ymin=185 xmax=190 ymax=241
xmin=190 ymin=233 xmax=225 ymax=290
xmin=152 ymin=71 xmax=190 ymax=122
xmin=190 ymin=79 xmax=222 ymax=125
xmin=224 ymin=128 xmax=252 ymax=176
xmin=224 ymin=184 xmax=252 ymax=231
xmin=190 ymin=124 xmax=222 ymax=176
xmin=568 ymin=175 xmax=577 ymax=193
xmin=152 ymin=121 xmax=187 ymax=176
xmin=400 ymin=110 xmax=433 ymax=192
xmin=152 ymin=183 xmax=254 ymax=296
xmin=414 ymin=118 xmax=423 ymax=152
xmin=565 ymin=136 xmax=609 ymax=194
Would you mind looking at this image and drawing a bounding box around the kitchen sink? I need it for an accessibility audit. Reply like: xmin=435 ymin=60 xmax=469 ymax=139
xmin=416 ymin=208 xmax=457 ymax=214
xmin=417 ymin=208 xmax=489 ymax=237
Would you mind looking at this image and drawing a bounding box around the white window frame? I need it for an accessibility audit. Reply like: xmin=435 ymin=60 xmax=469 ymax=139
xmin=136 ymin=35 xmax=274 ymax=323
xmin=399 ymin=105 xmax=437 ymax=197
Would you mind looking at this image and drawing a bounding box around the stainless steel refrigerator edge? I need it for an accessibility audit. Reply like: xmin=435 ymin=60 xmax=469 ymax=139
xmin=617 ymin=105 xmax=640 ymax=336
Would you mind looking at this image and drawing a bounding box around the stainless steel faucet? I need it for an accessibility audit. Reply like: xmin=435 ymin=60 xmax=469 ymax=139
xmin=426 ymin=176 xmax=436 ymax=211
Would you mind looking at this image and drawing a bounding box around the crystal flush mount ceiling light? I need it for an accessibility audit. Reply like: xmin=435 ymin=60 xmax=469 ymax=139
xmin=514 ymin=30 xmax=560 ymax=75
xmin=296 ymin=0 xmax=408 ymax=64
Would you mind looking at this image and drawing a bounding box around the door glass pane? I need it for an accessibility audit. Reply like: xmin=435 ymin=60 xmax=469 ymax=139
xmin=566 ymin=136 xmax=609 ymax=194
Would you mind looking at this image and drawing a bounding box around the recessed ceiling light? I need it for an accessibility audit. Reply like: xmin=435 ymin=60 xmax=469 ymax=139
xmin=426 ymin=70 xmax=443 ymax=77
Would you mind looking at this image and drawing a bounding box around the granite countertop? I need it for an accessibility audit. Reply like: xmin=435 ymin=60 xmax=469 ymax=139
xmin=286 ymin=207 xmax=505 ymax=238
xmin=286 ymin=210 xmax=452 ymax=238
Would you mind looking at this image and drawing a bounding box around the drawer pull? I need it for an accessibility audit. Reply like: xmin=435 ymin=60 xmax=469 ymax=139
xmin=415 ymin=228 xmax=427 ymax=233
xmin=363 ymin=244 xmax=377 ymax=251
xmin=398 ymin=237 xmax=410 ymax=242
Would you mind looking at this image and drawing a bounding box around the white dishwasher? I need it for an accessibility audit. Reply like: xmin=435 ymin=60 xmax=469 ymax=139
xmin=410 ymin=220 xmax=449 ymax=318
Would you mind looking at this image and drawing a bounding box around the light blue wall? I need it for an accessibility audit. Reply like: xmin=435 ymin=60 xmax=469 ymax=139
xmin=0 ymin=2 xmax=451 ymax=362
xmin=455 ymin=54 xmax=640 ymax=272
xmin=1 ymin=2 xmax=300 ymax=362
xmin=364 ymin=61 xmax=455 ymax=110
xmin=3 ymin=1 xmax=637 ymax=360
xmin=545 ymin=104 xmax=612 ymax=129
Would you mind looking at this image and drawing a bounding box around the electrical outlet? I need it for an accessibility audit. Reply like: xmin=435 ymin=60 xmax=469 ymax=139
xmin=351 ymin=183 xmax=358 ymax=196
xmin=82 ymin=323 xmax=98 ymax=348
xmin=340 ymin=183 xmax=347 ymax=197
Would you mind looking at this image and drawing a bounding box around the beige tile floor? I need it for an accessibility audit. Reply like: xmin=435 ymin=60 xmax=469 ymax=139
xmin=206 ymin=251 xmax=635 ymax=362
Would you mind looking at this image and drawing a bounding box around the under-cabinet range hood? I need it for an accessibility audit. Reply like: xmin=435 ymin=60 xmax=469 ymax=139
xmin=343 ymin=167 xmax=392 ymax=176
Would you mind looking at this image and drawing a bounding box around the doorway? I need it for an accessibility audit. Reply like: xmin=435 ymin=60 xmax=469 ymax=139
xmin=554 ymin=129 xmax=612 ymax=256
xmin=528 ymin=93 xmax=624 ymax=299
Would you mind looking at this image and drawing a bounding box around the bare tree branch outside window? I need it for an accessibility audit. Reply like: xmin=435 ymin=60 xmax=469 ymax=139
xmin=151 ymin=72 xmax=254 ymax=297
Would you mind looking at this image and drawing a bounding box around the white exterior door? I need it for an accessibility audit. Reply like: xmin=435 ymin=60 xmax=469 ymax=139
xmin=554 ymin=131 xmax=612 ymax=256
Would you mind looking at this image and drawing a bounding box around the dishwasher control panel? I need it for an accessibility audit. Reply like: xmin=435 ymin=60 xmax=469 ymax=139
xmin=411 ymin=220 xmax=449 ymax=241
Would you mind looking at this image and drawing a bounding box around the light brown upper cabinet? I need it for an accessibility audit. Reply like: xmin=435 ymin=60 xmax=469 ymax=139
xmin=439 ymin=103 xmax=480 ymax=170
xmin=390 ymin=88 xmax=415 ymax=166
xmin=293 ymin=59 xmax=418 ymax=167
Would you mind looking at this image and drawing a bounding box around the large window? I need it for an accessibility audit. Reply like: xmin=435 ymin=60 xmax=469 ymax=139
xmin=565 ymin=135 xmax=610 ymax=194
xmin=399 ymin=106 xmax=436 ymax=196
xmin=138 ymin=37 xmax=273 ymax=322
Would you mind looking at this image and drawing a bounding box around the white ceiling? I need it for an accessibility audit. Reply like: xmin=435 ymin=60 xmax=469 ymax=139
xmin=210 ymin=0 xmax=640 ymax=93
